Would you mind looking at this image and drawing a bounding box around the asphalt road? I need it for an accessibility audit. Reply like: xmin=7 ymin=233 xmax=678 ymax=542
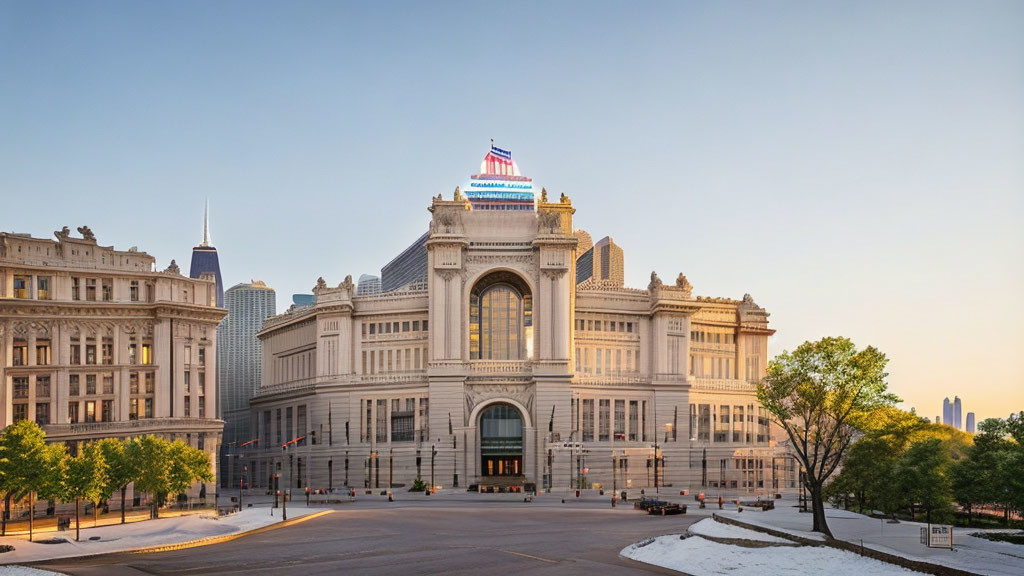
xmin=35 ymin=499 xmax=695 ymax=575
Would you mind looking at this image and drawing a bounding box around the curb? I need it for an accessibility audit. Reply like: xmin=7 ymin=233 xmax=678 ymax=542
xmin=711 ymin=513 xmax=981 ymax=576
xmin=15 ymin=510 xmax=334 ymax=566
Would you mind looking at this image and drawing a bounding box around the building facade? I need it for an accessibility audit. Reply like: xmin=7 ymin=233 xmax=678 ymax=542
xmin=218 ymin=281 xmax=276 ymax=487
xmin=0 ymin=226 xmax=225 ymax=499
xmin=246 ymin=148 xmax=786 ymax=495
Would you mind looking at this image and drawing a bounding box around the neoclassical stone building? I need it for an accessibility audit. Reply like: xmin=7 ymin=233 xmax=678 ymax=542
xmin=249 ymin=147 xmax=788 ymax=494
xmin=0 ymin=227 xmax=225 ymax=499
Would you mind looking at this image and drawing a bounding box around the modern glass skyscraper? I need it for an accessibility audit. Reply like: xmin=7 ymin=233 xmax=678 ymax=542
xmin=954 ymin=396 xmax=963 ymax=430
xmin=218 ymin=281 xmax=276 ymax=487
xmin=189 ymin=202 xmax=224 ymax=307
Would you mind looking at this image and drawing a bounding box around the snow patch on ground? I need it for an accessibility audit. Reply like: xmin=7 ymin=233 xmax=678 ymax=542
xmin=0 ymin=567 xmax=63 ymax=575
xmin=623 ymin=533 xmax=927 ymax=576
xmin=0 ymin=506 xmax=325 ymax=565
xmin=688 ymin=518 xmax=791 ymax=543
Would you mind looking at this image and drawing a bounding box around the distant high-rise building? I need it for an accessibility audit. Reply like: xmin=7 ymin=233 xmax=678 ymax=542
xmin=936 ymin=415 xmax=942 ymax=426
xmin=189 ymin=201 xmax=224 ymax=307
xmin=954 ymin=396 xmax=962 ymax=430
xmin=356 ymin=274 xmax=382 ymax=295
xmin=576 ymin=235 xmax=624 ymax=286
xmin=218 ymin=281 xmax=276 ymax=487
xmin=292 ymin=294 xmax=315 ymax=307
xmin=966 ymin=412 xmax=975 ymax=434
xmin=943 ymin=397 xmax=952 ymax=426
xmin=381 ymin=232 xmax=428 ymax=292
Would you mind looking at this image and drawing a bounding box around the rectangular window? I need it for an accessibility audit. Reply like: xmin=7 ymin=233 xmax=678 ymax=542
xmin=72 ymin=277 xmax=80 ymax=300
xmin=286 ymin=407 xmax=293 ymax=442
xmin=733 ymin=406 xmax=744 ymax=443
xmin=369 ymin=323 xmax=376 ymax=335
xmin=86 ymin=342 xmax=96 ymax=365
xmin=384 ymin=322 xmax=391 ymax=334
xmin=575 ymin=347 xmax=581 ymax=373
xmin=582 ymin=399 xmax=594 ymax=441
xmin=141 ymin=343 xmax=152 ymax=364
xmin=35 ymin=376 xmax=51 ymax=398
xmin=614 ymin=400 xmax=625 ymax=440
xmin=12 ymin=340 xmax=27 ymax=366
xmin=13 ymin=377 xmax=29 ymax=399
xmin=391 ymin=410 xmax=414 ymax=442
xmin=595 ymin=349 xmax=602 ymax=375
xmin=69 ymin=375 xmax=80 ymax=396
xmin=102 ymin=339 xmax=113 ymax=365
xmin=185 ymin=396 xmax=191 ymax=417
xmin=413 ymin=320 xmax=420 ymax=331
xmin=129 ymin=372 xmax=139 ymax=394
xmin=599 ymin=399 xmax=610 ymax=441
xmin=376 ymin=399 xmax=387 ymax=442
xmin=615 ymin=350 xmax=622 ymax=374
xmin=86 ymin=374 xmax=97 ymax=395
xmin=184 ymin=371 xmax=191 ymax=393
xmin=145 ymin=372 xmax=154 ymax=394
xmin=198 ymin=396 xmax=205 ymax=418
xmin=68 ymin=402 xmax=79 ymax=424
xmin=86 ymin=278 xmax=97 ymax=301
xmin=130 ymin=280 xmax=139 ymax=302
xmin=414 ymin=348 xmax=421 ymax=369
xmin=698 ymin=404 xmax=711 ymax=442
xmin=37 ymin=276 xmax=51 ymax=300
xmin=13 ymin=275 xmax=29 ymax=299
xmin=101 ymin=400 xmax=112 ymax=422
xmin=145 ymin=398 xmax=153 ymax=418
xmin=128 ymin=342 xmax=137 ymax=364
xmin=35 ymin=402 xmax=50 ymax=426
xmin=605 ymin=349 xmax=611 ymax=375
xmin=130 ymin=398 xmax=139 ymax=420
xmin=629 ymin=400 xmax=639 ymax=441
xmin=717 ymin=405 xmax=730 ymax=442
xmin=33 ymin=339 xmax=50 ymax=365
xmin=363 ymin=400 xmax=372 ymax=442
xmin=101 ymin=278 xmax=113 ymax=301
xmin=103 ymin=374 xmax=113 ymax=395
xmin=422 ymin=320 xmax=428 ymax=331
xmin=85 ymin=401 xmax=96 ymax=423
xmin=199 ymin=372 xmax=206 ymax=395
xmin=13 ymin=403 xmax=28 ymax=423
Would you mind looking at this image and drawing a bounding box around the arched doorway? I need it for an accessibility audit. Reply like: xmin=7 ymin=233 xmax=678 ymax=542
xmin=479 ymin=404 xmax=524 ymax=477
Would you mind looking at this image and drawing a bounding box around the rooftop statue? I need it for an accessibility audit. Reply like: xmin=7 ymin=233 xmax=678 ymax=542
xmin=77 ymin=226 xmax=95 ymax=241
xmin=165 ymin=259 xmax=181 ymax=274
xmin=648 ymin=271 xmax=662 ymax=292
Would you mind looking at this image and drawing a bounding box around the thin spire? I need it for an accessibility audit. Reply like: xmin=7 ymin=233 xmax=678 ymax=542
xmin=202 ymin=199 xmax=211 ymax=247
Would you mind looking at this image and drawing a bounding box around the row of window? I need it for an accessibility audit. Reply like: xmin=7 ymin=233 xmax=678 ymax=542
xmin=690 ymin=329 xmax=736 ymax=345
xmin=575 ymin=318 xmax=636 ymax=334
xmin=690 ymin=355 xmax=734 ymax=379
xmin=7 ymin=274 xmax=155 ymax=302
xmin=572 ymin=398 xmax=649 ymax=442
xmin=361 ymin=347 xmax=428 ymax=374
xmin=273 ymin=350 xmax=315 ymax=384
xmin=690 ymin=404 xmax=772 ymax=443
xmin=362 ymin=397 xmax=429 ymax=444
xmin=575 ymin=347 xmax=641 ymax=376
xmin=10 ymin=337 xmax=155 ymax=366
xmin=362 ymin=319 xmax=428 ymax=336
xmin=258 ymin=404 xmax=311 ymax=448
xmin=12 ymin=397 xmax=157 ymax=426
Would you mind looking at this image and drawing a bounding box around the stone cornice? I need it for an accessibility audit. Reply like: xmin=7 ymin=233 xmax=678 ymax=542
xmin=43 ymin=417 xmax=225 ymax=441
xmin=0 ymin=300 xmax=224 ymax=324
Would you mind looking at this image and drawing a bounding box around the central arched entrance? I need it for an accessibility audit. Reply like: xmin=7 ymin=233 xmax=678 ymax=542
xmin=479 ymin=403 xmax=524 ymax=477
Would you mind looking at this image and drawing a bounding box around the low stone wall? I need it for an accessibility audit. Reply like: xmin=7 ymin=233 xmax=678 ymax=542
xmin=711 ymin=514 xmax=980 ymax=576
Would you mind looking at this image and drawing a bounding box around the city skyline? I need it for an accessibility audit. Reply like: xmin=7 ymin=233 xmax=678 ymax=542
xmin=2 ymin=1 xmax=1022 ymax=424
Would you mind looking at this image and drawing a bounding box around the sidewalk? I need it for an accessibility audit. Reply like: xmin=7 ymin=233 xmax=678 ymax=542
xmin=716 ymin=496 xmax=1022 ymax=576
xmin=0 ymin=504 xmax=329 ymax=565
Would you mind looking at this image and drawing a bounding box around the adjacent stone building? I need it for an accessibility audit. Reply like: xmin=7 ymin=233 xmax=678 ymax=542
xmin=0 ymin=226 xmax=225 ymax=500
xmin=245 ymin=147 xmax=788 ymax=495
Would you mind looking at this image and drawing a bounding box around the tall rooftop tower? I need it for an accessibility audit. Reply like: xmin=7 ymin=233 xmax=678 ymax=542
xmin=464 ymin=144 xmax=535 ymax=211
xmin=942 ymin=397 xmax=952 ymax=426
xmin=189 ymin=201 xmax=224 ymax=307
xmin=954 ymin=396 xmax=962 ymax=430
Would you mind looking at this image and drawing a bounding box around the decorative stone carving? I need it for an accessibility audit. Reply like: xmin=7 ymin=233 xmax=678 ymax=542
xmin=543 ymin=269 xmax=567 ymax=280
xmin=339 ymin=275 xmax=355 ymax=295
xmin=743 ymin=293 xmax=757 ymax=306
xmin=540 ymin=187 xmax=548 ymax=203
xmin=453 ymin=186 xmax=462 ymax=201
xmin=165 ymin=259 xmax=181 ymax=274
xmin=314 ymin=277 xmax=328 ymax=292
xmin=675 ymin=273 xmax=693 ymax=297
xmin=464 ymin=384 xmax=535 ymax=422
xmin=438 ymin=269 xmax=459 ymax=281
xmin=55 ymin=226 xmax=71 ymax=240
xmin=539 ymin=211 xmax=561 ymax=233
xmin=560 ymin=192 xmax=570 ymax=204
xmin=648 ymin=271 xmax=662 ymax=292
xmin=77 ymin=226 xmax=95 ymax=241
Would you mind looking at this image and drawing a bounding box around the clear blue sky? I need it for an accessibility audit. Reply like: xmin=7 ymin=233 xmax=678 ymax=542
xmin=2 ymin=1 xmax=1022 ymax=423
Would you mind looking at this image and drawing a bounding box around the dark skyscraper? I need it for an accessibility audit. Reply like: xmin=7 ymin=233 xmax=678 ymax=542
xmin=189 ymin=201 xmax=224 ymax=307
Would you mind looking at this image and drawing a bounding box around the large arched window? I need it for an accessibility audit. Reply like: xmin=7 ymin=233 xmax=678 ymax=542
xmin=470 ymin=272 xmax=532 ymax=360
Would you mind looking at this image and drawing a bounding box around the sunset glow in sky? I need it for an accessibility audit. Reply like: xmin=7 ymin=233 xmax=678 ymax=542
xmin=2 ymin=1 xmax=1022 ymax=423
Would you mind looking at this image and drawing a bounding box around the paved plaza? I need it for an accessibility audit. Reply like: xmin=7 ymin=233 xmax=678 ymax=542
xmin=31 ymin=491 xmax=695 ymax=575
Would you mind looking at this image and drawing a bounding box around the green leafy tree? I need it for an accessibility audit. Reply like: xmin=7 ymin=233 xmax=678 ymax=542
xmin=167 ymin=440 xmax=215 ymax=499
xmin=826 ymin=436 xmax=898 ymax=513
xmin=98 ymin=438 xmax=139 ymax=524
xmin=0 ymin=421 xmax=66 ymax=541
xmin=895 ymin=438 xmax=953 ymax=523
xmin=62 ymin=442 xmax=108 ymax=541
xmin=758 ymin=336 xmax=897 ymax=537
xmin=127 ymin=435 xmax=171 ymax=519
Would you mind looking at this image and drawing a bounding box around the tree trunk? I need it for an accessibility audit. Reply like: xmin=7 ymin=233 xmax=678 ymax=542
xmin=94 ymin=500 xmax=99 ymax=527
xmin=1 ymin=491 xmax=9 ymax=536
xmin=75 ymin=498 xmax=81 ymax=542
xmin=120 ymin=486 xmax=127 ymax=524
xmin=926 ymin=507 xmax=932 ymax=524
xmin=809 ymin=483 xmax=833 ymax=538
xmin=28 ymin=491 xmax=34 ymax=542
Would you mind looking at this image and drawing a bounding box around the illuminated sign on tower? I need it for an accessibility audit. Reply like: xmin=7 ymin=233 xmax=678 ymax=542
xmin=465 ymin=145 xmax=535 ymax=210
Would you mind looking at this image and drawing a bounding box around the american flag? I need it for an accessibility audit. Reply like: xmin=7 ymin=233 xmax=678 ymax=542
xmin=485 ymin=146 xmax=514 ymax=175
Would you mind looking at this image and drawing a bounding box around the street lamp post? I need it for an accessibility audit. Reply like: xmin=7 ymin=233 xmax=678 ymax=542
xmin=239 ymin=464 xmax=247 ymax=511
xmin=389 ymin=447 xmax=394 ymax=489
xmin=430 ymin=443 xmax=436 ymax=491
